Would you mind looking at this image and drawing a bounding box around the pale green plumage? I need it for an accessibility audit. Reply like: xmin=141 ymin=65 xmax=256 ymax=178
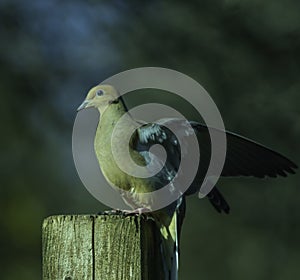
xmin=94 ymin=99 xmax=159 ymax=200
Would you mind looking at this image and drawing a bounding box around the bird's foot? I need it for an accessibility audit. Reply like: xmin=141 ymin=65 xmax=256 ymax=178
xmin=102 ymin=209 xmax=124 ymax=215
xmin=122 ymin=207 xmax=151 ymax=215
xmin=101 ymin=208 xmax=152 ymax=219
xmin=121 ymin=208 xmax=153 ymax=220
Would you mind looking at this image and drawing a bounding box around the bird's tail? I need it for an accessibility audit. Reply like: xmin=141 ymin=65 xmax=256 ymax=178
xmin=158 ymin=210 xmax=179 ymax=280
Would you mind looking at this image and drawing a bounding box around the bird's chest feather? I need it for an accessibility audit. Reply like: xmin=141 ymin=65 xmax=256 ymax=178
xmin=94 ymin=118 xmax=153 ymax=195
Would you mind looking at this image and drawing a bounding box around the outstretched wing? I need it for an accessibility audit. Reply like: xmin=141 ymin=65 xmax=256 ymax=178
xmin=190 ymin=121 xmax=297 ymax=178
xmin=133 ymin=119 xmax=297 ymax=213
xmin=136 ymin=119 xmax=297 ymax=179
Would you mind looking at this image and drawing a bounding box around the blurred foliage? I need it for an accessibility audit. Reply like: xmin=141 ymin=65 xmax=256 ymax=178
xmin=0 ymin=0 xmax=299 ymax=279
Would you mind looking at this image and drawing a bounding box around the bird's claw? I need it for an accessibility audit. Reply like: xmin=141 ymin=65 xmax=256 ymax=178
xmin=101 ymin=208 xmax=151 ymax=219
xmin=102 ymin=209 xmax=124 ymax=215
xmin=122 ymin=207 xmax=151 ymax=215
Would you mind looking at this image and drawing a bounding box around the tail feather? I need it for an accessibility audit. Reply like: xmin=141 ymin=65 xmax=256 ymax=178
xmin=207 ymin=187 xmax=230 ymax=214
xmin=159 ymin=211 xmax=178 ymax=280
xmin=156 ymin=199 xmax=186 ymax=280
xmin=154 ymin=199 xmax=185 ymax=279
xmin=171 ymin=212 xmax=179 ymax=280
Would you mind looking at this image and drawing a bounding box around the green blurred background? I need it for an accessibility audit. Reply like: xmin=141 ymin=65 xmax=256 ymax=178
xmin=1 ymin=0 xmax=299 ymax=279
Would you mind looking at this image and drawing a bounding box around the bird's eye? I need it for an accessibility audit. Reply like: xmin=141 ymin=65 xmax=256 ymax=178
xmin=96 ymin=89 xmax=104 ymax=96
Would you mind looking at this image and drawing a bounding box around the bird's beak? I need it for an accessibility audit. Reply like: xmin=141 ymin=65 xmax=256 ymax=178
xmin=77 ymin=100 xmax=90 ymax=111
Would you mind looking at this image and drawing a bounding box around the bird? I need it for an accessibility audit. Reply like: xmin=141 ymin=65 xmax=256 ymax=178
xmin=77 ymin=84 xmax=297 ymax=280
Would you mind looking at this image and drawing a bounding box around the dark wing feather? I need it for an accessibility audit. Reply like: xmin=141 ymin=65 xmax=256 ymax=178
xmin=135 ymin=120 xmax=189 ymax=174
xmin=190 ymin=121 xmax=297 ymax=178
xmin=133 ymin=119 xmax=297 ymax=214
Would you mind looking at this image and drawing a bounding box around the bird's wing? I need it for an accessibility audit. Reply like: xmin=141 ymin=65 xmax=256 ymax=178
xmin=135 ymin=118 xmax=200 ymax=180
xmin=133 ymin=119 xmax=297 ymax=212
xmin=190 ymin=121 xmax=298 ymax=178
xmin=135 ymin=121 xmax=183 ymax=172
xmin=134 ymin=119 xmax=297 ymax=194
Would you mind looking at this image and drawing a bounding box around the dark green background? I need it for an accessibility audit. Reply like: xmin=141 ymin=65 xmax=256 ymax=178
xmin=1 ymin=0 xmax=299 ymax=279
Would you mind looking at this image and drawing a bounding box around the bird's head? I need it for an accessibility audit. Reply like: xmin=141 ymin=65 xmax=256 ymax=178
xmin=77 ymin=84 xmax=120 ymax=113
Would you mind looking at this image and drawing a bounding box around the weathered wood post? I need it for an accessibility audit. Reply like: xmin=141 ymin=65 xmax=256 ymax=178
xmin=42 ymin=214 xmax=165 ymax=280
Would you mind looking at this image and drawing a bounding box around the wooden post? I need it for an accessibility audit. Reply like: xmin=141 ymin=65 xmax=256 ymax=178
xmin=42 ymin=214 xmax=165 ymax=280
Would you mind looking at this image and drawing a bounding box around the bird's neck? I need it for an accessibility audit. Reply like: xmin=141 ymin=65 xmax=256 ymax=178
xmin=94 ymin=100 xmax=138 ymax=182
xmin=97 ymin=101 xmax=135 ymax=138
